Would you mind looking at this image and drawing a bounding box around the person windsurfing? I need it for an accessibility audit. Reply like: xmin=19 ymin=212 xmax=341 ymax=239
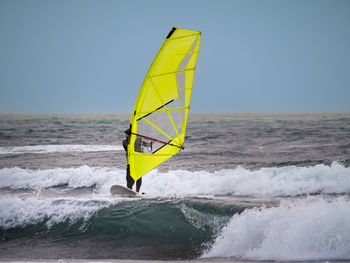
xmin=122 ymin=128 xmax=151 ymax=192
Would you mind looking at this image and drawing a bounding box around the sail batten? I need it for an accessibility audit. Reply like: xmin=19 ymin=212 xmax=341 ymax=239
xmin=136 ymin=99 xmax=174 ymax=121
xmin=138 ymin=106 xmax=190 ymax=116
xmin=127 ymin=27 xmax=201 ymax=181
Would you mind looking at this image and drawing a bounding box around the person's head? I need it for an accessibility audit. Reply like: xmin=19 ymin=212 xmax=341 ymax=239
xmin=124 ymin=128 xmax=131 ymax=138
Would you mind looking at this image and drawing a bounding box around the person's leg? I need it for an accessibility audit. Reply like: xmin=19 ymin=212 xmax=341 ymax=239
xmin=126 ymin=165 xmax=134 ymax=189
xmin=136 ymin=177 xmax=142 ymax=192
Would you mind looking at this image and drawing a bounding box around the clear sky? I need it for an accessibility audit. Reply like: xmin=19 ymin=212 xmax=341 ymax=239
xmin=1 ymin=0 xmax=349 ymax=114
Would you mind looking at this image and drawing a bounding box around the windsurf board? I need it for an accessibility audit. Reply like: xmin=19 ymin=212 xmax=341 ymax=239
xmin=110 ymin=185 xmax=138 ymax=197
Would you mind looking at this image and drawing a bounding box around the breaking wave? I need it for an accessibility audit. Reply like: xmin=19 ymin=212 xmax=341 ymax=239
xmin=0 ymin=198 xmax=220 ymax=259
xmin=0 ymin=162 xmax=349 ymax=197
xmin=203 ymin=197 xmax=350 ymax=260
xmin=0 ymin=197 xmax=114 ymax=229
xmin=1 ymin=162 xmax=350 ymax=260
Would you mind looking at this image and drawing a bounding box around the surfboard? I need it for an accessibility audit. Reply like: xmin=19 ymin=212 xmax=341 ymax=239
xmin=110 ymin=185 xmax=138 ymax=197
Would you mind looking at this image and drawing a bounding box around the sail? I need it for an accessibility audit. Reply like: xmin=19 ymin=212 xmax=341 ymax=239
xmin=127 ymin=27 xmax=201 ymax=181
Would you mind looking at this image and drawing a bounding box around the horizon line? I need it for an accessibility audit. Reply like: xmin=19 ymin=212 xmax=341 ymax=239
xmin=1 ymin=112 xmax=349 ymax=116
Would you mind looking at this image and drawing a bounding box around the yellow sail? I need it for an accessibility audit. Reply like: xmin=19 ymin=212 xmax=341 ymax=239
xmin=127 ymin=27 xmax=201 ymax=181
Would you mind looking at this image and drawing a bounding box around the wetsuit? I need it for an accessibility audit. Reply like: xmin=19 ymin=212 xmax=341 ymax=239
xmin=123 ymin=138 xmax=142 ymax=192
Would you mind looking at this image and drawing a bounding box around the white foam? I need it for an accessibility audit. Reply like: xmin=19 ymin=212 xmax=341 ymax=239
xmin=0 ymin=144 xmax=123 ymax=154
xmin=203 ymin=197 xmax=350 ymax=260
xmin=0 ymin=197 xmax=114 ymax=229
xmin=1 ymin=162 xmax=350 ymax=197
xmin=142 ymin=162 xmax=350 ymax=197
xmin=0 ymin=165 xmax=126 ymax=194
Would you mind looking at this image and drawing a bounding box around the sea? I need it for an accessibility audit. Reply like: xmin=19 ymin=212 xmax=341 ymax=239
xmin=0 ymin=113 xmax=350 ymax=262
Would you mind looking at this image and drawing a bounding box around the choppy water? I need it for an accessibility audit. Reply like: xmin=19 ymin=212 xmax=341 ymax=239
xmin=0 ymin=113 xmax=350 ymax=261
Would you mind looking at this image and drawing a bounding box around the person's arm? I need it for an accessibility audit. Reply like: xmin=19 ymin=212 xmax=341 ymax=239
xmin=142 ymin=140 xmax=152 ymax=147
xmin=122 ymin=139 xmax=128 ymax=151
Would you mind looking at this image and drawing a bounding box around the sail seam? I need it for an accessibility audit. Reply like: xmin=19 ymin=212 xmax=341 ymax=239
xmin=138 ymin=106 xmax=189 ymax=116
xmin=148 ymin=68 xmax=195 ymax=78
xmin=166 ymin=110 xmax=180 ymax=137
xmin=142 ymin=117 xmax=173 ymax=141
xmin=130 ymin=153 xmax=177 ymax=156
xmin=177 ymin=50 xmax=199 ymax=56
xmin=168 ymin=33 xmax=200 ymax=41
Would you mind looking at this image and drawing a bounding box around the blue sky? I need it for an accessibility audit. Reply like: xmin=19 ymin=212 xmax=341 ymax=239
xmin=1 ymin=0 xmax=349 ymax=114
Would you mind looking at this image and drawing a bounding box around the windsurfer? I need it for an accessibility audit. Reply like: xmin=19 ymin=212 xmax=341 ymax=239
xmin=123 ymin=128 xmax=141 ymax=192
xmin=122 ymin=128 xmax=152 ymax=192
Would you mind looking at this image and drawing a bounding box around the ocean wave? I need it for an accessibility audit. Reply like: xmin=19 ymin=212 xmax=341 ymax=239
xmin=0 ymin=162 xmax=349 ymax=197
xmin=0 ymin=197 xmax=114 ymax=229
xmin=0 ymin=198 xmax=217 ymax=259
xmin=146 ymin=162 xmax=350 ymax=197
xmin=203 ymin=197 xmax=350 ymax=260
xmin=0 ymin=165 xmax=122 ymax=191
xmin=0 ymin=144 xmax=123 ymax=155
xmin=1 ymin=195 xmax=349 ymax=260
xmin=0 ymin=197 xmax=220 ymax=235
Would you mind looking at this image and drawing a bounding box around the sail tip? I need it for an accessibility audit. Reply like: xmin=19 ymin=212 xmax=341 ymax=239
xmin=166 ymin=27 xmax=177 ymax=39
